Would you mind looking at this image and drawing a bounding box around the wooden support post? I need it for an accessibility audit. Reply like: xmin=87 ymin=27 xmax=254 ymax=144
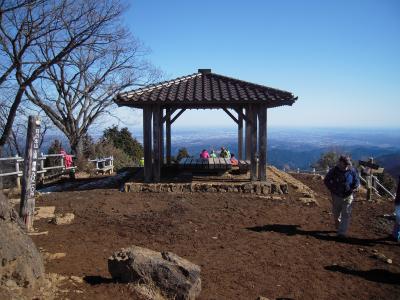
xmin=238 ymin=108 xmax=243 ymax=160
xmin=160 ymin=108 xmax=164 ymax=165
xmin=222 ymin=108 xmax=239 ymax=124
xmin=166 ymin=108 xmax=172 ymax=165
xmin=15 ymin=154 xmax=21 ymax=190
xmin=152 ymin=105 xmax=161 ymax=182
xmin=20 ymin=116 xmax=41 ymax=231
xmin=171 ymin=109 xmax=186 ymax=124
xmin=366 ymin=175 xmax=372 ymax=201
xmin=258 ymin=105 xmax=267 ymax=181
xmin=249 ymin=105 xmax=258 ymax=181
xmin=143 ymin=106 xmax=153 ymax=182
xmin=245 ymin=106 xmax=251 ymax=160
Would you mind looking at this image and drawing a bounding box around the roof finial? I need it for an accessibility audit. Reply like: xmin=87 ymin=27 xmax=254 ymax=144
xmin=198 ymin=69 xmax=211 ymax=74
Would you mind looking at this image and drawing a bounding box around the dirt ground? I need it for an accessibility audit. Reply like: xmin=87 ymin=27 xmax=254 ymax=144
xmin=30 ymin=173 xmax=400 ymax=300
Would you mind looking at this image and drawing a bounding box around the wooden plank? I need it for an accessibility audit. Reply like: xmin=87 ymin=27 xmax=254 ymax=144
xmin=258 ymin=105 xmax=267 ymax=181
xmin=225 ymin=158 xmax=232 ymax=170
xmin=20 ymin=116 xmax=41 ymax=231
xmin=203 ymin=158 xmax=208 ymax=169
xmin=209 ymin=158 xmax=215 ymax=169
xmin=216 ymin=158 xmax=222 ymax=169
xmin=196 ymin=158 xmax=203 ymax=169
xmin=220 ymin=158 xmax=226 ymax=169
xmin=238 ymin=160 xmax=246 ymax=169
xmin=359 ymin=160 xmax=381 ymax=170
xmin=213 ymin=158 xmax=218 ymax=169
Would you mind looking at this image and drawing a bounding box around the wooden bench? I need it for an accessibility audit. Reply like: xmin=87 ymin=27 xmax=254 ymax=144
xmin=179 ymin=157 xmax=232 ymax=172
xmin=237 ymin=160 xmax=251 ymax=173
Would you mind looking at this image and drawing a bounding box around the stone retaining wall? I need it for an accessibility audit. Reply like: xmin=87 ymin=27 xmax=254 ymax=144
xmin=124 ymin=182 xmax=288 ymax=195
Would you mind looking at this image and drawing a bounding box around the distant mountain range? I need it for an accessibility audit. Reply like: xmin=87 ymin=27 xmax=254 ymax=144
xmin=36 ymin=126 xmax=400 ymax=179
xmin=375 ymin=153 xmax=400 ymax=180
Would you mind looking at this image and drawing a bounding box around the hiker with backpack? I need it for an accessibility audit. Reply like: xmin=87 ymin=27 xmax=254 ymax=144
xmin=324 ymin=155 xmax=360 ymax=238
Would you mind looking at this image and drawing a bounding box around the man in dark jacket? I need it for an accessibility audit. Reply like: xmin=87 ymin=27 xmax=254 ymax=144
xmin=324 ymin=155 xmax=360 ymax=237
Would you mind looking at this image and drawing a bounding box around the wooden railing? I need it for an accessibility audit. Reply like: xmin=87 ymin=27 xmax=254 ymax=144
xmin=88 ymin=156 xmax=114 ymax=174
xmin=359 ymin=174 xmax=396 ymax=200
xmin=0 ymin=153 xmax=76 ymax=188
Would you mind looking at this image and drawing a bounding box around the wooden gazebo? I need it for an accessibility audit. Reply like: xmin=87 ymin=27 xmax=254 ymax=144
xmin=114 ymin=69 xmax=297 ymax=183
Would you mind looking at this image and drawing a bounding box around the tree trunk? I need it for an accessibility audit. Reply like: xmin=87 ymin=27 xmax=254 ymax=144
xmin=0 ymin=87 xmax=25 ymax=152
xmin=70 ymin=137 xmax=84 ymax=158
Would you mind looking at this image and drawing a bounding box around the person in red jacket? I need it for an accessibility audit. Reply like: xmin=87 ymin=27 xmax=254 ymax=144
xmin=230 ymin=153 xmax=238 ymax=166
xmin=60 ymin=148 xmax=73 ymax=168
xmin=200 ymin=149 xmax=210 ymax=159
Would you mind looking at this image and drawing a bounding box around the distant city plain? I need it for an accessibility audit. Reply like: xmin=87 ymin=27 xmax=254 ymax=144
xmin=45 ymin=126 xmax=400 ymax=176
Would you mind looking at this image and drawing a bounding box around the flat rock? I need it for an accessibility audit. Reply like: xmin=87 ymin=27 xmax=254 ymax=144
xmin=50 ymin=213 xmax=75 ymax=225
xmin=34 ymin=206 xmax=55 ymax=220
xmin=43 ymin=252 xmax=67 ymax=261
xmin=108 ymin=246 xmax=201 ymax=300
xmin=298 ymin=197 xmax=319 ymax=206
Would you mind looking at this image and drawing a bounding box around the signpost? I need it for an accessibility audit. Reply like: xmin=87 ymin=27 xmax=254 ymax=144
xmin=19 ymin=116 xmax=41 ymax=231
xmin=359 ymin=158 xmax=384 ymax=201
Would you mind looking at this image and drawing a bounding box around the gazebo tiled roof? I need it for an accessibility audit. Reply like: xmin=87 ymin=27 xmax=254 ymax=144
xmin=115 ymin=69 xmax=297 ymax=108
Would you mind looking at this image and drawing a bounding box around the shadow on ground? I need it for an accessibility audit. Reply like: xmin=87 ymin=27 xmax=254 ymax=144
xmin=83 ymin=276 xmax=115 ymax=285
xmin=324 ymin=265 xmax=400 ymax=285
xmin=247 ymin=224 xmax=397 ymax=246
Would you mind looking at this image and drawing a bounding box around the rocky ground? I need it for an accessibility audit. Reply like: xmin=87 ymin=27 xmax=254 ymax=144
xmin=5 ymin=171 xmax=400 ymax=299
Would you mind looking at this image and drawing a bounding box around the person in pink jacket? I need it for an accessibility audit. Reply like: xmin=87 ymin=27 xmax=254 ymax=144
xmin=200 ymin=149 xmax=210 ymax=159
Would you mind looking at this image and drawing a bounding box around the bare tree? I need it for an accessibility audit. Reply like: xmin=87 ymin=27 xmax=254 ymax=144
xmin=0 ymin=0 xmax=125 ymax=155
xmin=25 ymin=32 xmax=159 ymax=155
xmin=0 ymin=99 xmax=50 ymax=156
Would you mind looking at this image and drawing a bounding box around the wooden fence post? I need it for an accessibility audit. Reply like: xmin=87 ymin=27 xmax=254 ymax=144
xmin=15 ymin=154 xmax=21 ymax=190
xmin=367 ymin=176 xmax=372 ymax=200
xmin=20 ymin=116 xmax=41 ymax=231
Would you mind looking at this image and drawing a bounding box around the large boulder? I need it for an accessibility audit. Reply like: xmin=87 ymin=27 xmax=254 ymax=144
xmin=108 ymin=246 xmax=201 ymax=300
xmin=0 ymin=193 xmax=44 ymax=289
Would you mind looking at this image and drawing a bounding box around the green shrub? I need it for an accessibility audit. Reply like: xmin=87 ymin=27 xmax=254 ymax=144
xmin=103 ymin=126 xmax=143 ymax=163
xmin=176 ymin=148 xmax=189 ymax=162
xmin=312 ymin=151 xmax=340 ymax=170
xmin=92 ymin=140 xmax=134 ymax=171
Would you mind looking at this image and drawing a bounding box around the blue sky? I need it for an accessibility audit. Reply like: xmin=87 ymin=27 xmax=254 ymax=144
xmin=112 ymin=0 xmax=400 ymax=129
